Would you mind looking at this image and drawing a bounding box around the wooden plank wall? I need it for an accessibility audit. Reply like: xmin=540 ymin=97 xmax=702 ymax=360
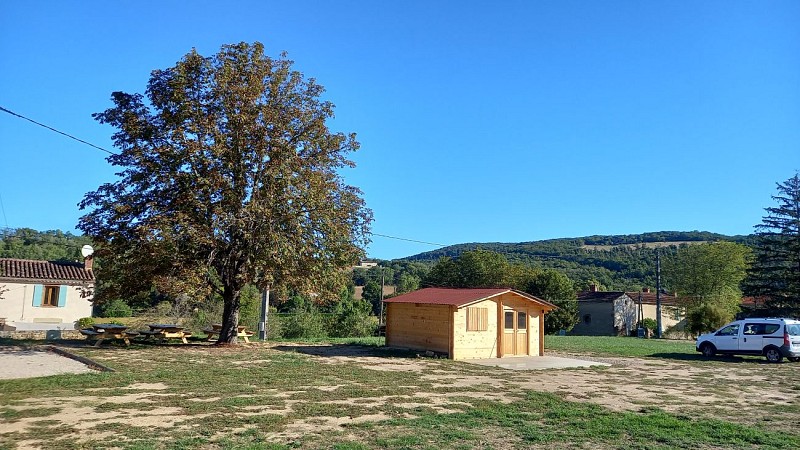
xmin=452 ymin=299 xmax=499 ymax=359
xmin=385 ymin=303 xmax=451 ymax=354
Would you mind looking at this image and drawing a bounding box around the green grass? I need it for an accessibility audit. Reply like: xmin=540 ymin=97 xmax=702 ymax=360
xmin=545 ymin=335 xmax=697 ymax=358
xmin=0 ymin=339 xmax=797 ymax=449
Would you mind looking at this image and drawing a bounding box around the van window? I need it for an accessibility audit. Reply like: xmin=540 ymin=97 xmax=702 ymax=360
xmin=762 ymin=324 xmax=780 ymax=335
xmin=787 ymin=324 xmax=800 ymax=336
xmin=744 ymin=323 xmax=781 ymax=335
xmin=716 ymin=324 xmax=740 ymax=336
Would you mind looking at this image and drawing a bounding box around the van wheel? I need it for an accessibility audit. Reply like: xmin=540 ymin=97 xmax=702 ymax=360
xmin=764 ymin=347 xmax=783 ymax=363
xmin=700 ymin=343 xmax=716 ymax=358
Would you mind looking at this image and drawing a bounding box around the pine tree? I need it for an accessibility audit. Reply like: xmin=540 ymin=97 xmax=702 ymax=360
xmin=746 ymin=173 xmax=800 ymax=317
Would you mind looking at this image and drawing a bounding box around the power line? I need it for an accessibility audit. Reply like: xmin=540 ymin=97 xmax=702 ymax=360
xmin=0 ymin=105 xmax=116 ymax=155
xmin=371 ymin=233 xmax=449 ymax=247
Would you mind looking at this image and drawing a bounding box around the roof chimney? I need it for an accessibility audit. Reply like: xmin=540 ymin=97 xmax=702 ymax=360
xmin=642 ymin=287 xmax=650 ymax=293
xmin=589 ymin=284 xmax=598 ymax=292
xmin=84 ymin=255 xmax=94 ymax=272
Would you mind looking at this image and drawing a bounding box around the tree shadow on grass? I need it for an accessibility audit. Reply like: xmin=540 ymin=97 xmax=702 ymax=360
xmin=273 ymin=343 xmax=420 ymax=359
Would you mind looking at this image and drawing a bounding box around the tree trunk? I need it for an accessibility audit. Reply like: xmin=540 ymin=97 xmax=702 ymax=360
xmin=217 ymin=285 xmax=242 ymax=344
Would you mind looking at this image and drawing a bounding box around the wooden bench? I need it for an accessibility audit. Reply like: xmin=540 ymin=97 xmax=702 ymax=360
xmin=203 ymin=325 xmax=253 ymax=343
xmin=81 ymin=328 xmax=139 ymax=347
xmin=139 ymin=326 xmax=192 ymax=344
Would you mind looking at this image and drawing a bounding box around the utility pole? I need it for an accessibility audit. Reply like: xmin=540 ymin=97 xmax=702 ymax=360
xmin=259 ymin=284 xmax=270 ymax=341
xmin=378 ymin=267 xmax=385 ymax=326
xmin=656 ymin=251 xmax=662 ymax=338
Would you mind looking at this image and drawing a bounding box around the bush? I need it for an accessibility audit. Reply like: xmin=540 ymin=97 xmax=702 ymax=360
xmin=281 ymin=308 xmax=327 ymax=339
xmin=687 ymin=304 xmax=731 ymax=335
xmin=327 ymin=297 xmax=377 ymax=338
xmin=328 ymin=311 xmax=377 ymax=338
xmin=100 ymin=299 xmax=133 ymax=318
xmin=641 ymin=318 xmax=658 ymax=333
xmin=76 ymin=317 xmax=94 ymax=329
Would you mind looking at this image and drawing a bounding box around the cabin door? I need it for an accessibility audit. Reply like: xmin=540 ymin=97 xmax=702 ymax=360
xmin=502 ymin=309 xmax=528 ymax=355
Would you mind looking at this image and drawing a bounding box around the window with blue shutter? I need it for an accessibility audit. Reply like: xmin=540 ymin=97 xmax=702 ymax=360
xmin=58 ymin=285 xmax=67 ymax=308
xmin=32 ymin=284 xmax=43 ymax=307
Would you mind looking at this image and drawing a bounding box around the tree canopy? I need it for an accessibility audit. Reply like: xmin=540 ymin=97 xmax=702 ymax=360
xmin=423 ymin=250 xmax=578 ymax=333
xmin=664 ymin=242 xmax=750 ymax=333
xmin=746 ymin=172 xmax=800 ymax=316
xmin=78 ymin=42 xmax=372 ymax=343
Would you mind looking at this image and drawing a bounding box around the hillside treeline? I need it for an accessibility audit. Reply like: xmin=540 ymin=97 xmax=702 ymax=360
xmin=0 ymin=228 xmax=90 ymax=262
xmin=400 ymin=231 xmax=751 ymax=291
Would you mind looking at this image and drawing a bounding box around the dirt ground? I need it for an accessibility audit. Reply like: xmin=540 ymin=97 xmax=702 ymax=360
xmin=2 ymin=343 xmax=798 ymax=447
xmin=0 ymin=347 xmax=94 ymax=379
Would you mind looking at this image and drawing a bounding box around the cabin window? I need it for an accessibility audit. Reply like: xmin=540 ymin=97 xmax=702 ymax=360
xmin=517 ymin=312 xmax=527 ymax=330
xmin=504 ymin=311 xmax=515 ymax=330
xmin=42 ymin=286 xmax=60 ymax=307
xmin=467 ymin=307 xmax=488 ymax=332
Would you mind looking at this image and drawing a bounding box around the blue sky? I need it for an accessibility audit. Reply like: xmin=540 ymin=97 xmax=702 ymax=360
xmin=1 ymin=1 xmax=798 ymax=260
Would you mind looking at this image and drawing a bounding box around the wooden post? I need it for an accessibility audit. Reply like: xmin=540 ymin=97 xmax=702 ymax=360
xmin=497 ymin=298 xmax=504 ymax=358
xmin=526 ymin=308 xmax=531 ymax=356
xmin=448 ymin=305 xmax=455 ymax=359
xmin=539 ymin=310 xmax=545 ymax=356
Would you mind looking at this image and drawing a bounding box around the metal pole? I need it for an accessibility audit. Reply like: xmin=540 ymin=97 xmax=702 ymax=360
xmin=259 ymin=285 xmax=270 ymax=341
xmin=656 ymin=251 xmax=662 ymax=338
xmin=378 ymin=268 xmax=385 ymax=325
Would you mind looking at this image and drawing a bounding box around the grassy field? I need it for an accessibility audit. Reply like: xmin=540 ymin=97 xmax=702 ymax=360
xmin=0 ymin=336 xmax=797 ymax=449
xmin=545 ymin=335 xmax=698 ymax=358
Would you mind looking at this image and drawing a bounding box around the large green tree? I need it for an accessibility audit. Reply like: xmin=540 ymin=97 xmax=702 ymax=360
xmin=746 ymin=173 xmax=800 ymax=316
xmin=524 ymin=269 xmax=578 ymax=334
xmin=424 ymin=250 xmax=577 ymax=333
xmin=424 ymin=249 xmax=510 ymax=288
xmin=664 ymin=242 xmax=750 ymax=333
xmin=78 ymin=42 xmax=372 ymax=343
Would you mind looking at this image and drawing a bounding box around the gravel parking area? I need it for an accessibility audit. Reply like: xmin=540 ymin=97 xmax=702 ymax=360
xmin=0 ymin=347 xmax=95 ymax=379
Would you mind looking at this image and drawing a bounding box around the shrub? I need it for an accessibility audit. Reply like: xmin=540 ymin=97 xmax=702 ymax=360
xmin=281 ymin=308 xmax=327 ymax=339
xmin=76 ymin=317 xmax=94 ymax=329
xmin=327 ymin=298 xmax=377 ymax=338
xmin=641 ymin=318 xmax=658 ymax=332
xmin=686 ymin=304 xmax=730 ymax=335
xmin=100 ymin=299 xmax=133 ymax=318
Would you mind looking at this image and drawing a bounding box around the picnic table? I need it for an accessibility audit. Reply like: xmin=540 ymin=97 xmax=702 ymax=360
xmin=140 ymin=324 xmax=192 ymax=344
xmin=80 ymin=323 xmax=139 ymax=347
xmin=203 ymin=324 xmax=254 ymax=343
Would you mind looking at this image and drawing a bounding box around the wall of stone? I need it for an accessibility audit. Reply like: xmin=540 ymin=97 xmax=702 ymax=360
xmin=0 ymin=330 xmax=84 ymax=340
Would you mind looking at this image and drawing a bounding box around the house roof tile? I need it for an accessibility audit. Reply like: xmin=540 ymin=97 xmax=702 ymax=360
xmin=384 ymin=287 xmax=556 ymax=309
xmin=625 ymin=291 xmax=681 ymax=307
xmin=0 ymin=258 xmax=94 ymax=283
xmin=577 ymin=291 xmax=628 ymax=302
xmin=577 ymin=290 xmax=683 ymax=306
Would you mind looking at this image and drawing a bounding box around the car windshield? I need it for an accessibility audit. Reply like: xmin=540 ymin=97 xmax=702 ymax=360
xmin=786 ymin=324 xmax=800 ymax=336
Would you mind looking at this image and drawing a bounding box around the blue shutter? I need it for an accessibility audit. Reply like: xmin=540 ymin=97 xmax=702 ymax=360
xmin=32 ymin=284 xmax=43 ymax=307
xmin=58 ymin=285 xmax=68 ymax=308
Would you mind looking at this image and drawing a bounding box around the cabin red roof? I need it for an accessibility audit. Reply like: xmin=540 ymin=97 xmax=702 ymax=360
xmin=0 ymin=258 xmax=94 ymax=283
xmin=384 ymin=287 xmax=556 ymax=309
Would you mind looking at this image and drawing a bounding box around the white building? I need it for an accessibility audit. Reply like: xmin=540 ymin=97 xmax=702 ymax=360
xmin=0 ymin=258 xmax=95 ymax=331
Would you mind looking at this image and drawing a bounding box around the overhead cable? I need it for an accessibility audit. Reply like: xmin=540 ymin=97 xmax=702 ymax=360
xmin=0 ymin=105 xmax=116 ymax=155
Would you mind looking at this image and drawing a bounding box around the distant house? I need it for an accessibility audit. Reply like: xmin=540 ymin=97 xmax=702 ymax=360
xmin=0 ymin=258 xmax=95 ymax=331
xmin=571 ymin=285 xmax=683 ymax=336
xmin=384 ymin=287 xmax=556 ymax=360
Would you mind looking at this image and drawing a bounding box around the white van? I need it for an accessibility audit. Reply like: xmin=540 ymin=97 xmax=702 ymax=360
xmin=695 ymin=318 xmax=800 ymax=363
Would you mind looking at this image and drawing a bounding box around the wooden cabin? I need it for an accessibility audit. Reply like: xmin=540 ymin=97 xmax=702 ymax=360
xmin=384 ymin=288 xmax=556 ymax=360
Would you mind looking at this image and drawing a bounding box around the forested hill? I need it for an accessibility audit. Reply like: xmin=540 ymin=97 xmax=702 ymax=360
xmin=401 ymin=231 xmax=753 ymax=291
xmin=0 ymin=228 xmax=91 ymax=262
